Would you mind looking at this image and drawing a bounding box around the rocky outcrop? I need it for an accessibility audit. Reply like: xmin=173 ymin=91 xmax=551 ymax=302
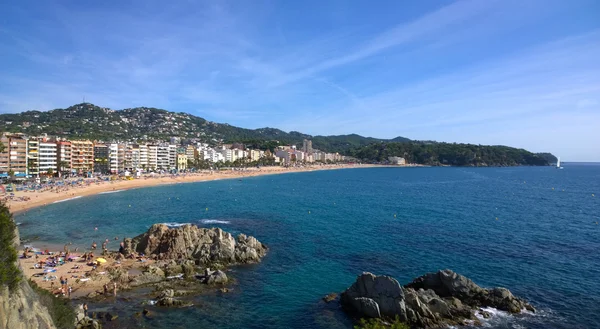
xmin=340 ymin=270 xmax=534 ymax=328
xmin=0 ymin=224 xmax=56 ymax=329
xmin=123 ymin=224 xmax=267 ymax=265
xmin=155 ymin=289 xmax=193 ymax=307
xmin=74 ymin=304 xmax=102 ymax=329
xmin=196 ymin=268 xmax=228 ymax=285
xmin=0 ymin=281 xmax=57 ymax=329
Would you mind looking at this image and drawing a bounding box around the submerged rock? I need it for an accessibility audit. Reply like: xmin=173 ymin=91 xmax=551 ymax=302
xmin=340 ymin=269 xmax=534 ymax=328
xmin=155 ymin=289 xmax=193 ymax=307
xmin=123 ymin=224 xmax=267 ymax=265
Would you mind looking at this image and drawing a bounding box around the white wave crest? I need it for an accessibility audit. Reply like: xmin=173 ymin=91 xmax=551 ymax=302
xmin=99 ymin=189 xmax=125 ymax=194
xmin=162 ymin=222 xmax=191 ymax=228
xmin=53 ymin=196 xmax=82 ymax=203
xmin=200 ymin=219 xmax=230 ymax=224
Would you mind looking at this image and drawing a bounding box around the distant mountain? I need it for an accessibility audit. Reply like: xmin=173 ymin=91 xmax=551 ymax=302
xmin=0 ymin=103 xmax=410 ymax=153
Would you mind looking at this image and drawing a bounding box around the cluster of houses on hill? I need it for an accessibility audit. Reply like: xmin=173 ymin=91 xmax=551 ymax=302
xmin=0 ymin=133 xmax=350 ymax=178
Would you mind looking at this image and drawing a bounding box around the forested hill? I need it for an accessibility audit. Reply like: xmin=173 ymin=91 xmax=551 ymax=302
xmin=0 ymin=103 xmax=409 ymax=153
xmin=347 ymin=142 xmax=556 ymax=166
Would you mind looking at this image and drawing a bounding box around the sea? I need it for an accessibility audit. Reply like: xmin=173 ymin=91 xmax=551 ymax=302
xmin=15 ymin=165 xmax=600 ymax=329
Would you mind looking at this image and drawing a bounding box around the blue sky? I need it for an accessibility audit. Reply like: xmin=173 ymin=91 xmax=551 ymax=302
xmin=1 ymin=1 xmax=599 ymax=161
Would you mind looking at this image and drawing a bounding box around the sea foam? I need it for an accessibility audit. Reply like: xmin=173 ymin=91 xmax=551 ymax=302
xmin=200 ymin=219 xmax=230 ymax=224
xmin=99 ymin=189 xmax=125 ymax=194
xmin=162 ymin=222 xmax=191 ymax=228
xmin=53 ymin=196 xmax=82 ymax=203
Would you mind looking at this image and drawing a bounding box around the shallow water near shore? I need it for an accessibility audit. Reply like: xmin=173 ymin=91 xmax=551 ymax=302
xmin=17 ymin=166 xmax=600 ymax=328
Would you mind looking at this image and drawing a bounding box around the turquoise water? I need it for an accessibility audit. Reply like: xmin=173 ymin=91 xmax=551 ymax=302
xmin=16 ymin=165 xmax=600 ymax=329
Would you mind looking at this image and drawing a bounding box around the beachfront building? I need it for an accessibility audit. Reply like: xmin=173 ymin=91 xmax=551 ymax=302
xmin=156 ymin=144 xmax=171 ymax=170
xmin=108 ymin=143 xmax=123 ymax=174
xmin=0 ymin=133 xmax=29 ymax=175
xmin=56 ymin=141 xmax=72 ymax=175
xmin=38 ymin=141 xmax=58 ymax=175
xmin=388 ymin=156 xmax=406 ymax=165
xmin=275 ymin=149 xmax=292 ymax=165
xmin=186 ymin=145 xmax=196 ymax=161
xmin=71 ymin=140 xmax=94 ymax=173
xmin=93 ymin=144 xmax=109 ymax=174
xmin=248 ymin=149 xmax=263 ymax=162
xmin=169 ymin=145 xmax=177 ymax=169
xmin=27 ymin=139 xmax=39 ymax=176
xmin=139 ymin=144 xmax=148 ymax=170
xmin=177 ymin=153 xmax=187 ymax=171
xmin=147 ymin=145 xmax=158 ymax=170
xmin=302 ymin=139 xmax=313 ymax=155
xmin=204 ymin=149 xmax=224 ymax=163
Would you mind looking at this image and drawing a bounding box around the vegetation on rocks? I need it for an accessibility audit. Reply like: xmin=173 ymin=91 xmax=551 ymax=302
xmin=347 ymin=142 xmax=555 ymax=166
xmin=0 ymin=202 xmax=20 ymax=291
xmin=28 ymin=280 xmax=76 ymax=329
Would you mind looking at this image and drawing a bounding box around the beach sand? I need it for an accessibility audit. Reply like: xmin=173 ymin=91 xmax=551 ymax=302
xmin=8 ymin=164 xmax=383 ymax=213
xmin=19 ymin=250 xmax=151 ymax=299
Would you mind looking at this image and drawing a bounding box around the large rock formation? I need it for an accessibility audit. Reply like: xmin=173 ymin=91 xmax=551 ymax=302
xmin=0 ymin=281 xmax=57 ymax=329
xmin=340 ymin=269 xmax=534 ymax=328
xmin=123 ymin=224 xmax=267 ymax=265
xmin=0 ymin=222 xmax=56 ymax=329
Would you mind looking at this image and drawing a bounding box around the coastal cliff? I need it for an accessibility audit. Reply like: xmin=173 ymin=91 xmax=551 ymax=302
xmin=0 ymin=208 xmax=56 ymax=329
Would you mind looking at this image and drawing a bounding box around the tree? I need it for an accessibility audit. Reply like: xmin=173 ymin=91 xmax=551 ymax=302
xmin=59 ymin=160 xmax=70 ymax=173
xmin=0 ymin=202 xmax=21 ymax=291
xmin=7 ymin=169 xmax=14 ymax=178
xmin=46 ymin=168 xmax=54 ymax=177
xmin=354 ymin=316 xmax=409 ymax=329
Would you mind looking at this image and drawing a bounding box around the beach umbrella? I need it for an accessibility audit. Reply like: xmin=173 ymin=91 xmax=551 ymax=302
xmin=95 ymin=258 xmax=107 ymax=264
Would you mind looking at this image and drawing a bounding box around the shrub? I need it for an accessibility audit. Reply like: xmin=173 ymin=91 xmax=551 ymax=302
xmin=29 ymin=280 xmax=76 ymax=329
xmin=0 ymin=202 xmax=21 ymax=290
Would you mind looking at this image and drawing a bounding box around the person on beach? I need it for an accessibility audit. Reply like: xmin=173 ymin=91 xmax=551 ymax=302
xmin=91 ymin=241 xmax=97 ymax=250
xmin=83 ymin=303 xmax=88 ymax=317
xmin=113 ymin=282 xmax=117 ymax=297
xmin=103 ymin=284 xmax=108 ymax=295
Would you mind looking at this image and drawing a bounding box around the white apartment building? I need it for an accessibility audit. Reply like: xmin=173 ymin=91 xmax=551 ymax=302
xmin=109 ymin=143 xmax=120 ymax=174
xmin=168 ymin=145 xmax=177 ymax=169
xmin=139 ymin=144 xmax=148 ymax=169
xmin=205 ymin=149 xmax=224 ymax=163
xmin=38 ymin=142 xmax=58 ymax=174
xmin=147 ymin=145 xmax=158 ymax=170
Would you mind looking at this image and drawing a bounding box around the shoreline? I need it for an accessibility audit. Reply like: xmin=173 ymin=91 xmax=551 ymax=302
xmin=8 ymin=164 xmax=396 ymax=214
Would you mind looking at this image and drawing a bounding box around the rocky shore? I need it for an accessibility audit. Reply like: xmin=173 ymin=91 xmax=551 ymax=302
xmin=339 ymin=269 xmax=534 ymax=328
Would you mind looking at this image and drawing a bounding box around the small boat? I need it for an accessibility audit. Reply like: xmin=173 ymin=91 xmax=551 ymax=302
xmin=556 ymin=157 xmax=563 ymax=169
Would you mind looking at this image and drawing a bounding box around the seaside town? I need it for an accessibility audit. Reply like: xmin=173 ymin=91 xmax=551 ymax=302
xmin=0 ymin=132 xmax=358 ymax=180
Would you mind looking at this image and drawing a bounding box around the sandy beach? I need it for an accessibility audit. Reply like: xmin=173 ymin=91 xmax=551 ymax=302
xmin=7 ymin=164 xmax=384 ymax=214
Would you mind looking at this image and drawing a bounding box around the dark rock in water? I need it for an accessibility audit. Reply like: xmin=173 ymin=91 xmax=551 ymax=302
xmin=155 ymin=289 xmax=193 ymax=307
xmin=123 ymin=224 xmax=267 ymax=265
xmin=479 ymin=309 xmax=492 ymax=319
xmin=340 ymin=269 xmax=535 ymax=328
xmin=196 ymin=268 xmax=228 ymax=284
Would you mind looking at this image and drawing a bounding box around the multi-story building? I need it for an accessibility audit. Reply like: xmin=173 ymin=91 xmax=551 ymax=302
xmin=108 ymin=143 xmax=124 ymax=174
xmin=147 ymin=145 xmax=158 ymax=170
xmin=71 ymin=140 xmax=94 ymax=172
xmin=38 ymin=141 xmax=58 ymax=175
xmin=302 ymin=139 xmax=313 ymax=155
xmin=248 ymin=149 xmax=264 ymax=161
xmin=56 ymin=141 xmax=72 ymax=174
xmin=0 ymin=134 xmax=29 ymax=174
xmin=185 ymin=145 xmax=196 ymax=161
xmin=168 ymin=145 xmax=177 ymax=169
xmin=93 ymin=144 xmax=109 ymax=174
xmin=139 ymin=144 xmax=148 ymax=169
xmin=177 ymin=153 xmax=187 ymax=171
xmin=27 ymin=139 xmax=39 ymax=176
xmin=156 ymin=144 xmax=170 ymax=170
